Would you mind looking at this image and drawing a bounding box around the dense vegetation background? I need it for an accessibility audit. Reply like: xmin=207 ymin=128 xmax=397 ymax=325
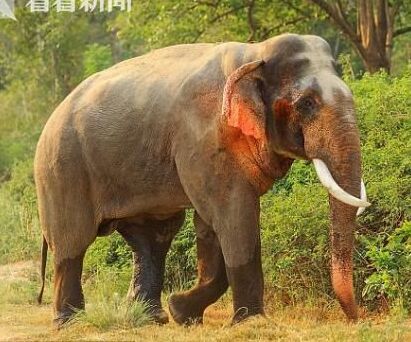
xmin=0 ymin=0 xmax=410 ymax=318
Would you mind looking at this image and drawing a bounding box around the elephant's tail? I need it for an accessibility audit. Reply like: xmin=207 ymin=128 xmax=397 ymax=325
xmin=37 ymin=236 xmax=48 ymax=305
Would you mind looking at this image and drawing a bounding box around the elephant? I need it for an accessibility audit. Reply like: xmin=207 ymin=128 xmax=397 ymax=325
xmin=34 ymin=33 xmax=370 ymax=327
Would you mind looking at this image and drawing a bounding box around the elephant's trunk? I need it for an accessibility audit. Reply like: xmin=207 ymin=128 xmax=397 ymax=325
xmin=311 ymin=122 xmax=366 ymax=321
xmin=329 ymin=195 xmax=359 ymax=321
xmin=329 ymin=196 xmax=359 ymax=320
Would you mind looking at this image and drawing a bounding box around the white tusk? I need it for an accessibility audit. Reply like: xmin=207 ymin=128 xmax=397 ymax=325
xmin=313 ymin=159 xmax=371 ymax=208
xmin=356 ymin=180 xmax=367 ymax=216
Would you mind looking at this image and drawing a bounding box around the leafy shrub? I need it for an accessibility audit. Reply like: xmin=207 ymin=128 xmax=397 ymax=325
xmin=84 ymin=233 xmax=132 ymax=275
xmin=83 ymin=44 xmax=113 ymax=78
xmin=0 ymin=159 xmax=40 ymax=264
xmin=261 ymin=178 xmax=330 ymax=303
xmin=164 ymin=210 xmax=197 ymax=291
xmin=361 ymin=221 xmax=411 ymax=311
xmin=349 ymin=67 xmax=411 ymax=311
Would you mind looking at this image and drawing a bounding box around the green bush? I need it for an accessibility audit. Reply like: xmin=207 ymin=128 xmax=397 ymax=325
xmin=84 ymin=232 xmax=132 ymax=275
xmin=0 ymin=159 xmax=40 ymax=264
xmin=261 ymin=178 xmax=330 ymax=303
xmin=350 ymin=68 xmax=411 ymax=311
xmin=83 ymin=44 xmax=113 ymax=78
xmin=361 ymin=221 xmax=411 ymax=311
xmin=164 ymin=211 xmax=197 ymax=291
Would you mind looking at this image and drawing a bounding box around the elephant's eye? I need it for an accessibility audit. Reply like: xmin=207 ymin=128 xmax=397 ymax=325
xmin=297 ymin=96 xmax=318 ymax=116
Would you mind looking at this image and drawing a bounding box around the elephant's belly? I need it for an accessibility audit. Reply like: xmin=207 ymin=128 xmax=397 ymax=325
xmin=97 ymin=207 xmax=189 ymax=236
xmin=98 ymin=178 xmax=192 ymax=222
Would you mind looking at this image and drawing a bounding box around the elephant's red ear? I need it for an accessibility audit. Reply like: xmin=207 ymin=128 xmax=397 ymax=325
xmin=222 ymin=60 xmax=265 ymax=140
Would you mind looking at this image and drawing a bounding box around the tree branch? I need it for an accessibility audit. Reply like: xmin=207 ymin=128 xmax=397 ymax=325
xmin=393 ymin=26 xmax=411 ymax=37
xmin=308 ymin=0 xmax=366 ymax=58
xmin=261 ymin=16 xmax=306 ymax=39
xmin=191 ymin=2 xmax=248 ymax=42
xmin=309 ymin=0 xmax=358 ymax=41
xmin=209 ymin=4 xmax=248 ymax=24
xmin=194 ymin=0 xmax=220 ymax=8
xmin=246 ymin=0 xmax=257 ymax=42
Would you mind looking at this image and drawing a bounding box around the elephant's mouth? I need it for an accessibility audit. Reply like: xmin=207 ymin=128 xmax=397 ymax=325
xmin=312 ymin=158 xmax=370 ymax=216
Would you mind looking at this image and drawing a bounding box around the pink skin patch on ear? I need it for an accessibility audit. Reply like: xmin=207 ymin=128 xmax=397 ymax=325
xmin=228 ymin=97 xmax=263 ymax=140
xmin=274 ymin=98 xmax=291 ymax=118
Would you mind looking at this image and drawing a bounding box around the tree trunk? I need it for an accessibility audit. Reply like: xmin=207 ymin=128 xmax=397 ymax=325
xmin=358 ymin=47 xmax=390 ymax=73
xmin=309 ymin=0 xmax=399 ymax=73
xmin=356 ymin=0 xmax=393 ymax=73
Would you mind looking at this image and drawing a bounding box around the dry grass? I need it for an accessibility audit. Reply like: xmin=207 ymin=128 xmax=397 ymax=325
xmin=1 ymin=261 xmax=411 ymax=341
xmin=1 ymin=301 xmax=411 ymax=341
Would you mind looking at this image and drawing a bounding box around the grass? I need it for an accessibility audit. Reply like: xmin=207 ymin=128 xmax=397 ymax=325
xmin=1 ymin=300 xmax=411 ymax=341
xmin=74 ymin=294 xmax=151 ymax=330
xmin=1 ymin=261 xmax=411 ymax=341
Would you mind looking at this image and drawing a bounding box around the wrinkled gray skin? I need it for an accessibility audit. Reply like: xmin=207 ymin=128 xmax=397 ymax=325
xmin=35 ymin=33 xmax=362 ymax=327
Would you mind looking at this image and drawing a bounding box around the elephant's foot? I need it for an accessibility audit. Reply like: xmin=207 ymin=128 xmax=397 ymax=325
xmin=149 ymin=307 xmax=169 ymax=325
xmin=168 ymin=293 xmax=204 ymax=325
xmin=128 ymin=296 xmax=169 ymax=325
xmin=231 ymin=307 xmax=265 ymax=325
xmin=53 ymin=310 xmax=77 ymax=329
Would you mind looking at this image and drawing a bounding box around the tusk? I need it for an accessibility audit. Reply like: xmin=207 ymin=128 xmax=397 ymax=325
xmin=313 ymin=159 xmax=371 ymax=208
xmin=356 ymin=180 xmax=367 ymax=216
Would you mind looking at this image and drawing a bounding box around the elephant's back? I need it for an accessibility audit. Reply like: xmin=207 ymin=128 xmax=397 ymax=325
xmin=34 ymin=40 xmax=253 ymax=186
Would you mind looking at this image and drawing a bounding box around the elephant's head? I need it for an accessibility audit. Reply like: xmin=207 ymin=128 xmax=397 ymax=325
xmin=221 ymin=34 xmax=370 ymax=320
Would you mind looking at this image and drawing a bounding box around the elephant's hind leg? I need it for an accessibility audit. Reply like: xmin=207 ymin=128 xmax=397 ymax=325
xmin=37 ymin=176 xmax=97 ymax=327
xmin=53 ymin=251 xmax=87 ymax=328
xmin=118 ymin=212 xmax=184 ymax=324
xmin=169 ymin=211 xmax=228 ymax=325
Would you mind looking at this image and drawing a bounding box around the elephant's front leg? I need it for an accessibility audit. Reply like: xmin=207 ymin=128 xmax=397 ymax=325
xmin=217 ymin=202 xmax=264 ymax=324
xmin=224 ymin=236 xmax=264 ymax=323
xmin=169 ymin=211 xmax=228 ymax=324
xmin=175 ymin=152 xmax=266 ymax=324
xmin=170 ymin=193 xmax=264 ymax=325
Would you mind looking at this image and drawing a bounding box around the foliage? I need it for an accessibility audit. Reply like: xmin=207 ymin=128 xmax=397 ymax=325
xmin=0 ymin=160 xmax=40 ymax=264
xmin=349 ymin=67 xmax=411 ymax=311
xmin=308 ymin=0 xmax=411 ymax=73
xmin=261 ymin=179 xmax=330 ymax=303
xmin=85 ymin=233 xmax=132 ymax=275
xmin=83 ymin=44 xmax=113 ymax=78
xmin=111 ymin=0 xmax=319 ymax=51
xmin=361 ymin=221 xmax=411 ymax=312
xmin=164 ymin=211 xmax=197 ymax=291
